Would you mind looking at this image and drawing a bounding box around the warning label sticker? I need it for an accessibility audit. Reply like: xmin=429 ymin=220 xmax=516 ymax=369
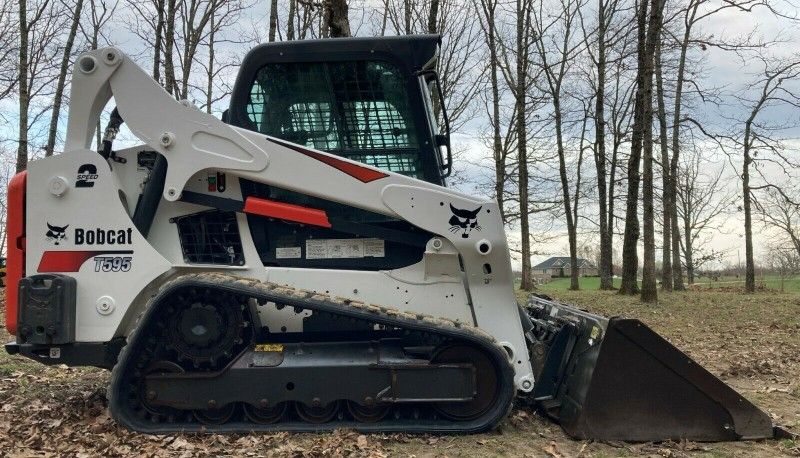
xmin=306 ymin=238 xmax=385 ymax=259
xmin=276 ymin=247 xmax=301 ymax=259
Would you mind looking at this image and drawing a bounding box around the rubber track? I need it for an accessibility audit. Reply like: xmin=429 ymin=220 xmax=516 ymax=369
xmin=109 ymin=272 xmax=516 ymax=433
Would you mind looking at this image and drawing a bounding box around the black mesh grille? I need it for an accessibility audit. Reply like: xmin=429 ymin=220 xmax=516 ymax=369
xmin=176 ymin=211 xmax=244 ymax=265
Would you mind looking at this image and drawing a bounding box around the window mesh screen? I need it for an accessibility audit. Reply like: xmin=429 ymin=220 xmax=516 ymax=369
xmin=177 ymin=211 xmax=244 ymax=265
xmin=246 ymin=61 xmax=422 ymax=177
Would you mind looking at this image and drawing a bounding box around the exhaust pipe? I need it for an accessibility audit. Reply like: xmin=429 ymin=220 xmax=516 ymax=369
xmin=526 ymin=296 xmax=774 ymax=442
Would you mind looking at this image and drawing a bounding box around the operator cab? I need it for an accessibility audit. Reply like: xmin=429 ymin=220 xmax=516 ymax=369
xmin=219 ymin=35 xmax=449 ymax=271
xmin=227 ymin=34 xmax=451 ymax=185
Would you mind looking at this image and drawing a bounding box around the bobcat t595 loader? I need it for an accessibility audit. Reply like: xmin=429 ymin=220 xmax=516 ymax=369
xmin=3 ymin=35 xmax=774 ymax=440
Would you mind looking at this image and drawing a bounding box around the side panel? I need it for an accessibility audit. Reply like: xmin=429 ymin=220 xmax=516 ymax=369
xmin=25 ymin=151 xmax=172 ymax=341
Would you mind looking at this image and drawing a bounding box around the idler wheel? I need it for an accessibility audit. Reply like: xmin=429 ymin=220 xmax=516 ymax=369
xmin=347 ymin=400 xmax=390 ymax=423
xmin=243 ymin=401 xmax=289 ymax=424
xmin=193 ymin=403 xmax=237 ymax=425
xmin=431 ymin=344 xmax=498 ymax=421
xmin=296 ymin=400 xmax=340 ymax=423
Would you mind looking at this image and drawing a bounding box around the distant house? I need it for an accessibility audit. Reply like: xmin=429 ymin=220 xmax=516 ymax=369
xmin=533 ymin=257 xmax=598 ymax=278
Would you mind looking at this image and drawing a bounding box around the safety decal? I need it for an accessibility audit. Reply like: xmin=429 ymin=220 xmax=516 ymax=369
xmin=305 ymin=238 xmax=385 ymax=259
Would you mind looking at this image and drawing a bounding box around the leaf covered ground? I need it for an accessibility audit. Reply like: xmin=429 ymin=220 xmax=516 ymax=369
xmin=1 ymin=288 xmax=798 ymax=457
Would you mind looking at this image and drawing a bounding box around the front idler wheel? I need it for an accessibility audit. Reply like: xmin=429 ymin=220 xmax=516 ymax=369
xmin=139 ymin=360 xmax=185 ymax=419
xmin=431 ymin=344 xmax=499 ymax=421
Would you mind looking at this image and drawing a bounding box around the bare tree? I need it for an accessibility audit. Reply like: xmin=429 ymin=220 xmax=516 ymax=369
xmin=760 ymin=188 xmax=800 ymax=259
xmin=638 ymin=0 xmax=666 ymax=303
xmin=0 ymin=0 xmax=18 ymax=105
xmin=765 ymin=243 xmax=800 ymax=292
xmin=654 ymin=37 xmax=671 ymax=290
xmin=45 ymin=0 xmax=84 ymax=157
xmin=164 ymin=0 xmax=177 ymax=94
xmin=81 ymin=0 xmax=115 ymax=148
xmin=663 ymin=0 xmax=776 ymax=292
xmin=17 ymin=0 xmax=65 ymax=172
xmin=619 ymin=0 xmax=650 ymax=296
xmin=476 ymin=0 xmax=510 ymax=220
xmin=512 ymin=0 xmax=534 ymax=290
xmin=268 ymin=0 xmax=278 ymax=41
xmin=675 ymin=149 xmax=733 ymax=283
xmin=533 ymin=0 xmax=587 ymax=290
xmin=323 ymin=0 xmax=350 ymax=37
xmin=736 ymin=56 xmax=800 ymax=292
xmin=579 ymin=0 xmax=631 ymax=290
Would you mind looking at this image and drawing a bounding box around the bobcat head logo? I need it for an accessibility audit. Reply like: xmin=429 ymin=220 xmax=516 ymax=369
xmin=46 ymin=223 xmax=69 ymax=245
xmin=449 ymin=204 xmax=482 ymax=238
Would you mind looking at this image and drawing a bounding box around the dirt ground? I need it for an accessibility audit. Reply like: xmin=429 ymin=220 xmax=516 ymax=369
xmin=0 ymin=288 xmax=798 ymax=457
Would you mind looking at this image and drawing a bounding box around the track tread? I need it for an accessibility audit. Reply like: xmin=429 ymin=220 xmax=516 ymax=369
xmin=109 ymin=272 xmax=515 ymax=434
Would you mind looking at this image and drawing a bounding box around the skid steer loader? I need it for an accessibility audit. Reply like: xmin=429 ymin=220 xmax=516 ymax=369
xmin=3 ymin=35 xmax=775 ymax=440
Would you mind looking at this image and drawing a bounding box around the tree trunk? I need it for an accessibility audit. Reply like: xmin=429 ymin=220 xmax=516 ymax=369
xmin=153 ymin=0 xmax=165 ymax=80
xmin=594 ymin=0 xmax=614 ymax=290
xmin=206 ymin=14 xmax=215 ymax=114
xmin=619 ymin=0 xmax=648 ymax=296
xmin=743 ymin=125 xmax=755 ymax=292
xmin=287 ymin=0 xmax=295 ymax=40
xmin=607 ymin=133 xmax=620 ymax=283
xmin=683 ymin=197 xmax=695 ymax=284
xmin=655 ymin=38 xmax=672 ymax=290
xmin=268 ymin=0 xmax=278 ymax=41
xmin=483 ymin=0 xmax=505 ymax=221
xmin=554 ymin=96 xmax=579 ymax=291
xmin=16 ymin=0 xmax=29 ymax=172
xmin=427 ymin=0 xmax=439 ymax=33
xmin=46 ymin=0 xmax=84 ymax=157
xmin=595 ymin=0 xmax=613 ymax=290
xmin=517 ymin=0 xmax=533 ymax=291
xmin=325 ymin=0 xmax=350 ymax=37
xmin=164 ymin=0 xmax=177 ymax=96
xmin=404 ymin=0 xmax=411 ymax=34
xmin=670 ymin=8 xmax=694 ymax=292
xmin=640 ymin=0 xmax=664 ymax=304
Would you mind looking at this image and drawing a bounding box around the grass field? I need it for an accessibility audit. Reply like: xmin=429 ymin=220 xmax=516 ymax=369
xmin=538 ymin=275 xmax=800 ymax=293
xmin=1 ymin=288 xmax=799 ymax=457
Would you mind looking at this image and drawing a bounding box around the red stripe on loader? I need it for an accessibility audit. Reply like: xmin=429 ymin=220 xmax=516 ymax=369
xmin=243 ymin=197 xmax=332 ymax=228
xmin=269 ymin=138 xmax=389 ymax=183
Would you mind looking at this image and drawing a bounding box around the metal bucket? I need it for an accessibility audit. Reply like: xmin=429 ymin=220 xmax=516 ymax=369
xmin=528 ymin=298 xmax=774 ymax=441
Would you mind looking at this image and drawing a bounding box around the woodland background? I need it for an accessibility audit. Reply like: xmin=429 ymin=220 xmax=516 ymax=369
xmin=0 ymin=0 xmax=799 ymax=303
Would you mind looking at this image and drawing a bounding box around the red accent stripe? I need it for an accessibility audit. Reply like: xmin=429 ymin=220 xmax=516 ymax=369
xmin=38 ymin=251 xmax=105 ymax=273
xmin=6 ymin=172 xmax=26 ymax=335
xmin=243 ymin=197 xmax=332 ymax=228
xmin=270 ymin=139 xmax=389 ymax=183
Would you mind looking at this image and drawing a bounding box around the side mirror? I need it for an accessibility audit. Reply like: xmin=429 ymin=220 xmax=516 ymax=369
xmin=221 ymin=109 xmax=230 ymax=123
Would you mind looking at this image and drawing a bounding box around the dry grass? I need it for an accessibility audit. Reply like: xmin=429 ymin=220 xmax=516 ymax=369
xmin=1 ymin=288 xmax=798 ymax=457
